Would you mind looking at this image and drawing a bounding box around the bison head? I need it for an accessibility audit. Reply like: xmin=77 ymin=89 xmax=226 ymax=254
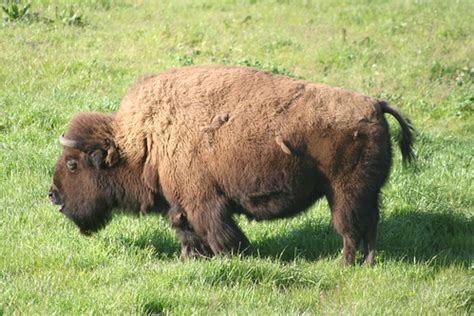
xmin=49 ymin=112 xmax=121 ymax=235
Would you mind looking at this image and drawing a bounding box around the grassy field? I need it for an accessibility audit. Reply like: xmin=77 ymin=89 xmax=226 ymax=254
xmin=0 ymin=0 xmax=472 ymax=314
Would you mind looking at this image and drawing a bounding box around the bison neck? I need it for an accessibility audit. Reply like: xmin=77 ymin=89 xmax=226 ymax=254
xmin=111 ymin=161 xmax=169 ymax=215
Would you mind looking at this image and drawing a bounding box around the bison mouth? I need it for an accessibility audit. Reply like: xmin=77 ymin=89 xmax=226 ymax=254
xmin=79 ymin=228 xmax=93 ymax=236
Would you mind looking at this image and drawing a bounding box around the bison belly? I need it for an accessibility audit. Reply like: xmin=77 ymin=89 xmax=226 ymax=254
xmin=211 ymin=144 xmax=326 ymax=221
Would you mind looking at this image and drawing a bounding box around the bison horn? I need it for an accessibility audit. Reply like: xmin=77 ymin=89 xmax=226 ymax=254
xmin=59 ymin=134 xmax=83 ymax=150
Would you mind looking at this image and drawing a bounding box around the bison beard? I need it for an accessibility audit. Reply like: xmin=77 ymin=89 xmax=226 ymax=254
xmin=50 ymin=65 xmax=414 ymax=265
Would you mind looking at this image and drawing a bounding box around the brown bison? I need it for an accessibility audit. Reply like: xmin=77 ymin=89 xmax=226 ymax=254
xmin=49 ymin=65 xmax=414 ymax=265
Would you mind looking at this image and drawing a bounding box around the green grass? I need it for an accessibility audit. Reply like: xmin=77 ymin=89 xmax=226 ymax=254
xmin=0 ymin=0 xmax=472 ymax=314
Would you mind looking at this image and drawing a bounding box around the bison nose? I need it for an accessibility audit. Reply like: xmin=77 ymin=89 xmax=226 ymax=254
xmin=48 ymin=189 xmax=56 ymax=204
xmin=49 ymin=185 xmax=61 ymax=205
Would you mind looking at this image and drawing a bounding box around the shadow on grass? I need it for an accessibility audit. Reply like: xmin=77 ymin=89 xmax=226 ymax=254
xmin=251 ymin=219 xmax=341 ymax=262
xmin=377 ymin=210 xmax=473 ymax=266
xmin=116 ymin=231 xmax=180 ymax=260
xmin=254 ymin=210 xmax=473 ymax=266
xmin=117 ymin=210 xmax=472 ymax=266
xmin=142 ymin=300 xmax=168 ymax=315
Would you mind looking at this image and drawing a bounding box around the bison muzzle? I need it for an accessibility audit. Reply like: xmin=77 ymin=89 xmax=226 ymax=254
xmin=49 ymin=65 xmax=414 ymax=265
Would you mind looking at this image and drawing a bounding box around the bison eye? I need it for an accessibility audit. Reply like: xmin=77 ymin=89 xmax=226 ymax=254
xmin=66 ymin=159 xmax=78 ymax=172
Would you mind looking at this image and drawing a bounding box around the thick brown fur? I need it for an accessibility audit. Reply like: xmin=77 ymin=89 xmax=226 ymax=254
xmin=50 ymin=65 xmax=414 ymax=265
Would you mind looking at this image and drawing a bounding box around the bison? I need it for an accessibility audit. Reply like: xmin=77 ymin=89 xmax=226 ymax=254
xmin=49 ymin=65 xmax=414 ymax=265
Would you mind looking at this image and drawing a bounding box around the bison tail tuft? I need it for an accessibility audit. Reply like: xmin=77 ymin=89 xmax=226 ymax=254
xmin=379 ymin=101 xmax=415 ymax=164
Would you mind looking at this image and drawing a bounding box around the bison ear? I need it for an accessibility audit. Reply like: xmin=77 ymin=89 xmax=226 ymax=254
xmin=87 ymin=149 xmax=107 ymax=169
xmin=87 ymin=145 xmax=120 ymax=169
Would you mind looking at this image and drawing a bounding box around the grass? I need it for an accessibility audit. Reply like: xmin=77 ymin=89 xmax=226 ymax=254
xmin=0 ymin=0 xmax=473 ymax=314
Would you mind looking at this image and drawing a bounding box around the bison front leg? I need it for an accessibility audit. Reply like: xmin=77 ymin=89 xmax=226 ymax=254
xmin=169 ymin=206 xmax=212 ymax=259
xmin=176 ymin=229 xmax=213 ymax=260
xmin=187 ymin=197 xmax=250 ymax=257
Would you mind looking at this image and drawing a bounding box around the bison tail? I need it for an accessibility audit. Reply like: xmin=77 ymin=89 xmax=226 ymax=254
xmin=379 ymin=101 xmax=415 ymax=164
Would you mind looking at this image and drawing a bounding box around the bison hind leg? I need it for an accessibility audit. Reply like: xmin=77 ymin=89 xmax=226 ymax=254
xmin=362 ymin=202 xmax=379 ymax=266
xmin=329 ymin=188 xmax=380 ymax=266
